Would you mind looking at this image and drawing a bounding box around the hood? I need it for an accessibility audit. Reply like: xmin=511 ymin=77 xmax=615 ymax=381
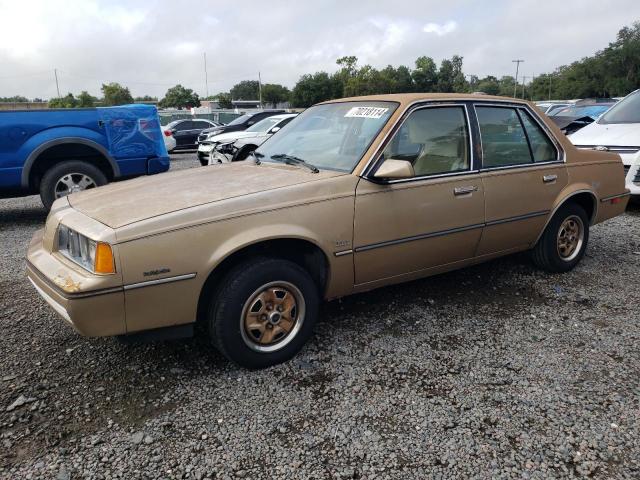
xmin=208 ymin=130 xmax=264 ymax=144
xmin=202 ymin=124 xmax=243 ymax=135
xmin=68 ymin=162 xmax=345 ymax=229
xmin=569 ymin=121 xmax=640 ymax=147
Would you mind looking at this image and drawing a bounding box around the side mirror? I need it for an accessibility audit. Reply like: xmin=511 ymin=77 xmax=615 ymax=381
xmin=373 ymin=159 xmax=415 ymax=180
xmin=269 ymin=126 xmax=281 ymax=134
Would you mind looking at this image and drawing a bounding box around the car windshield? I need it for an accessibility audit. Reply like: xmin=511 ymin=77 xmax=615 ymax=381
xmin=599 ymin=91 xmax=640 ymax=124
xmin=246 ymin=116 xmax=282 ymax=133
xmin=226 ymin=114 xmax=252 ymax=126
xmin=254 ymin=101 xmax=397 ymax=172
xmin=553 ymin=105 xmax=612 ymax=119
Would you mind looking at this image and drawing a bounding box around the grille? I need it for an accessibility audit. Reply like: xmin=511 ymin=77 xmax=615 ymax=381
xmin=624 ymin=165 xmax=631 ymax=177
xmin=635 ymin=169 xmax=640 ymax=185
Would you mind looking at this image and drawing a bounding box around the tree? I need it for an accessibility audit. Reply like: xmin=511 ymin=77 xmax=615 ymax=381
xmin=213 ymin=92 xmax=232 ymax=109
xmin=158 ymin=84 xmax=200 ymax=109
xmin=230 ymin=80 xmax=259 ymax=100
xmin=476 ymin=76 xmax=500 ymax=95
xmin=77 ymin=91 xmax=96 ymax=107
xmin=450 ymin=55 xmax=467 ymax=93
xmin=291 ymin=72 xmax=340 ymax=108
xmin=0 ymin=95 xmax=29 ymax=102
xmin=412 ymin=56 xmax=438 ymax=92
xmin=261 ymin=84 xmax=290 ymax=107
xmin=101 ymin=82 xmax=134 ymax=106
xmin=48 ymin=93 xmax=78 ymax=108
xmin=134 ymin=95 xmax=158 ymax=102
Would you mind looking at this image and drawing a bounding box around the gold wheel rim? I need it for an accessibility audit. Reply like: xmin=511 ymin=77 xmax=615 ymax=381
xmin=557 ymin=215 xmax=584 ymax=262
xmin=240 ymin=281 xmax=305 ymax=353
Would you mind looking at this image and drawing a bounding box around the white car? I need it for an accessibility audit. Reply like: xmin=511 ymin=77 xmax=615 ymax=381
xmin=198 ymin=114 xmax=297 ymax=164
xmin=161 ymin=126 xmax=177 ymax=153
xmin=570 ymin=90 xmax=640 ymax=196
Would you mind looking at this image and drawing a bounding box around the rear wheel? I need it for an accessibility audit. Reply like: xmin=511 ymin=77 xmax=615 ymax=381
xmin=207 ymin=257 xmax=319 ymax=368
xmin=40 ymin=160 xmax=107 ymax=209
xmin=531 ymin=203 xmax=589 ymax=273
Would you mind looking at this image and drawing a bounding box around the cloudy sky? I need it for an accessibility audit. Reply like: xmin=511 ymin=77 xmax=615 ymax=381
xmin=0 ymin=0 xmax=637 ymax=99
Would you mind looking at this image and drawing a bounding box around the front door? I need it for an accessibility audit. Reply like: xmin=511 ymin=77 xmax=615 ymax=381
xmin=473 ymin=105 xmax=568 ymax=255
xmin=353 ymin=104 xmax=485 ymax=287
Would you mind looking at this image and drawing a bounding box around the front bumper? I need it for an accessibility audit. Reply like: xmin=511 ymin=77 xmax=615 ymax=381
xmin=620 ymin=152 xmax=640 ymax=195
xmin=26 ymin=228 xmax=126 ymax=337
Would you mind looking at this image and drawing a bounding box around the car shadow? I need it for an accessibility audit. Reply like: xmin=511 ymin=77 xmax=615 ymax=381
xmin=0 ymin=199 xmax=47 ymax=227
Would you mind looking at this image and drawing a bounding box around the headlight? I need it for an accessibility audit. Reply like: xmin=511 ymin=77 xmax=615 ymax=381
xmin=216 ymin=141 xmax=236 ymax=154
xmin=206 ymin=130 xmax=222 ymax=138
xmin=57 ymin=225 xmax=115 ymax=274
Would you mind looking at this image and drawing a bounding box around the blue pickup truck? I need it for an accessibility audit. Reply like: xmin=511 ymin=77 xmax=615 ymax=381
xmin=0 ymin=104 xmax=170 ymax=209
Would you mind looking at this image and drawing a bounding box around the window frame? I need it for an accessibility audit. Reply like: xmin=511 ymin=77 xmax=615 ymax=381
xmin=366 ymin=102 xmax=476 ymax=184
xmin=472 ymin=102 xmax=564 ymax=171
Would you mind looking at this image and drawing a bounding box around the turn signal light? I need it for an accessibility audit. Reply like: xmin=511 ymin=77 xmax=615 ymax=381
xmin=610 ymin=197 xmax=621 ymax=204
xmin=95 ymin=242 xmax=115 ymax=274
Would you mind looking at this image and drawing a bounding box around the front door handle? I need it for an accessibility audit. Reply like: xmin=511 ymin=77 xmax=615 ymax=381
xmin=543 ymin=174 xmax=558 ymax=183
xmin=454 ymin=185 xmax=478 ymax=196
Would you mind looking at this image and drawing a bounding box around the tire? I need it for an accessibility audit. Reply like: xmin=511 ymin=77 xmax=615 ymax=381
xmin=40 ymin=160 xmax=108 ymax=210
xmin=208 ymin=257 xmax=320 ymax=369
xmin=531 ymin=203 xmax=589 ymax=273
xmin=198 ymin=153 xmax=208 ymax=166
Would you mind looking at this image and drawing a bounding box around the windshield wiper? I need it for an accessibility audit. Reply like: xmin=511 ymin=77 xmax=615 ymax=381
xmin=271 ymin=154 xmax=319 ymax=173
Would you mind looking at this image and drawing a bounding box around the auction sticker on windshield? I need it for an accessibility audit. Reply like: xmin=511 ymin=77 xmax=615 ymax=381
xmin=344 ymin=106 xmax=389 ymax=119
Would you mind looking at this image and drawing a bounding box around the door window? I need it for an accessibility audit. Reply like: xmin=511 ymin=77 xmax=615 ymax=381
xmin=382 ymin=106 xmax=470 ymax=176
xmin=175 ymin=121 xmax=193 ymax=131
xmin=476 ymin=107 xmax=531 ymax=167
xmin=519 ymin=111 xmax=557 ymax=162
xmin=193 ymin=121 xmax=212 ymax=129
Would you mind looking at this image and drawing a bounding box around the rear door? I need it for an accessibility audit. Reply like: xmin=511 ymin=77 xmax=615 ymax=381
xmin=353 ymin=103 xmax=485 ymax=287
xmin=474 ymin=104 xmax=568 ymax=255
xmin=172 ymin=121 xmax=194 ymax=147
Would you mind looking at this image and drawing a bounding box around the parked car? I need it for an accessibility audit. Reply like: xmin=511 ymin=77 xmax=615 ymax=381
xmin=163 ymin=118 xmax=221 ymax=151
xmin=570 ymin=89 xmax=640 ymax=196
xmin=27 ymin=93 xmax=629 ymax=368
xmin=203 ymin=113 xmax=298 ymax=164
xmin=196 ymin=110 xmax=285 ymax=165
xmin=548 ymin=104 xmax=616 ymax=134
xmin=162 ymin=128 xmax=177 ymax=152
xmin=536 ymin=102 xmax=571 ymax=115
xmin=0 ymin=104 xmax=169 ymax=209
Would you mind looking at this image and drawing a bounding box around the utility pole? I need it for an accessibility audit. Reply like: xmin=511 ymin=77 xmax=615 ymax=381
xmin=54 ymin=69 xmax=60 ymax=98
xmin=521 ymin=75 xmax=529 ymax=99
xmin=512 ymin=59 xmax=524 ymax=98
xmin=203 ymin=53 xmax=209 ymax=98
xmin=258 ymin=72 xmax=263 ymax=109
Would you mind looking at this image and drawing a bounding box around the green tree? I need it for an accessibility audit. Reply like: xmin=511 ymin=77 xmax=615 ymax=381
xmin=213 ymin=92 xmax=232 ymax=109
xmin=0 ymin=95 xmax=29 ymax=102
xmin=412 ymin=56 xmax=438 ymax=92
xmin=261 ymin=84 xmax=290 ymax=107
xmin=101 ymin=82 xmax=134 ymax=106
xmin=77 ymin=91 xmax=96 ymax=107
xmin=48 ymin=93 xmax=78 ymax=108
xmin=476 ymin=76 xmax=500 ymax=95
xmin=450 ymin=55 xmax=468 ymax=93
xmin=230 ymin=80 xmax=260 ymax=100
xmin=134 ymin=95 xmax=158 ymax=102
xmin=159 ymin=84 xmax=200 ymax=109
xmin=291 ymin=72 xmax=340 ymax=107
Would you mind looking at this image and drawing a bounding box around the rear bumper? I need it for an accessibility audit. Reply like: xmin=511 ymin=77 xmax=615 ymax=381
xmin=26 ymin=229 xmax=127 ymax=337
xmin=148 ymin=155 xmax=170 ymax=174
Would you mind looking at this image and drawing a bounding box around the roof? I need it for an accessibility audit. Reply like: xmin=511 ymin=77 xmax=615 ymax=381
xmin=270 ymin=113 xmax=298 ymax=120
xmin=321 ymin=93 xmax=531 ymax=106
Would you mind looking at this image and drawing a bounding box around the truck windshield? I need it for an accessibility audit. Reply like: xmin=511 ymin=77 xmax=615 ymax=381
xmin=254 ymin=101 xmax=397 ymax=172
xmin=598 ymin=90 xmax=640 ymax=124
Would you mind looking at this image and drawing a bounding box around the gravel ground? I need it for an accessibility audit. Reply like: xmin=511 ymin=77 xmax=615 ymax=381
xmin=1 ymin=153 xmax=639 ymax=479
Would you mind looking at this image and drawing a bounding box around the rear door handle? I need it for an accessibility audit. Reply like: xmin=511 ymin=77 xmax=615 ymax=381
xmin=543 ymin=174 xmax=558 ymax=183
xmin=454 ymin=185 xmax=478 ymax=196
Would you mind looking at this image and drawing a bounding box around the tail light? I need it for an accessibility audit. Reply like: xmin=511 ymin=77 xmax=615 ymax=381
xmin=164 ymin=130 xmax=173 ymax=137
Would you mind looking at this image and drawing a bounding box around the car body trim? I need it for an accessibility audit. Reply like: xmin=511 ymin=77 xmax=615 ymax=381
xmin=354 ymin=209 xmax=552 ymax=253
xmin=122 ymin=273 xmax=197 ymax=291
xmin=334 ymin=249 xmax=353 ymax=257
xmin=27 ymin=262 xmax=123 ymax=299
xmin=600 ymin=192 xmax=631 ymax=202
xmin=354 ymin=223 xmax=485 ymax=253
xmin=28 ymin=277 xmax=72 ymax=323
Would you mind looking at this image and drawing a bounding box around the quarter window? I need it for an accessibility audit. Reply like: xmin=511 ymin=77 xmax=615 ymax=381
xmin=519 ymin=111 xmax=557 ymax=162
xmin=476 ymin=107 xmax=531 ymax=167
xmin=382 ymin=106 xmax=470 ymax=177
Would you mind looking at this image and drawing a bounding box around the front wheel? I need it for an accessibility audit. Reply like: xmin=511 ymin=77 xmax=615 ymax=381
xmin=40 ymin=160 xmax=107 ymax=209
xmin=208 ymin=258 xmax=320 ymax=368
xmin=531 ymin=203 xmax=589 ymax=273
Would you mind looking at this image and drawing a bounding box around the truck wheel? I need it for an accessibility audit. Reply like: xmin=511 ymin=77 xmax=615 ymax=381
xmin=531 ymin=203 xmax=589 ymax=273
xmin=40 ymin=161 xmax=107 ymax=209
xmin=208 ymin=257 xmax=320 ymax=369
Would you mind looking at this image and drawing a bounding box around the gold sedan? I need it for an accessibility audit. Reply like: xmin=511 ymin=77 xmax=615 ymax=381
xmin=27 ymin=94 xmax=629 ymax=368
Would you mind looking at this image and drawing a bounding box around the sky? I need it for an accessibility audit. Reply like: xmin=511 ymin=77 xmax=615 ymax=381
xmin=0 ymin=0 xmax=638 ymax=100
